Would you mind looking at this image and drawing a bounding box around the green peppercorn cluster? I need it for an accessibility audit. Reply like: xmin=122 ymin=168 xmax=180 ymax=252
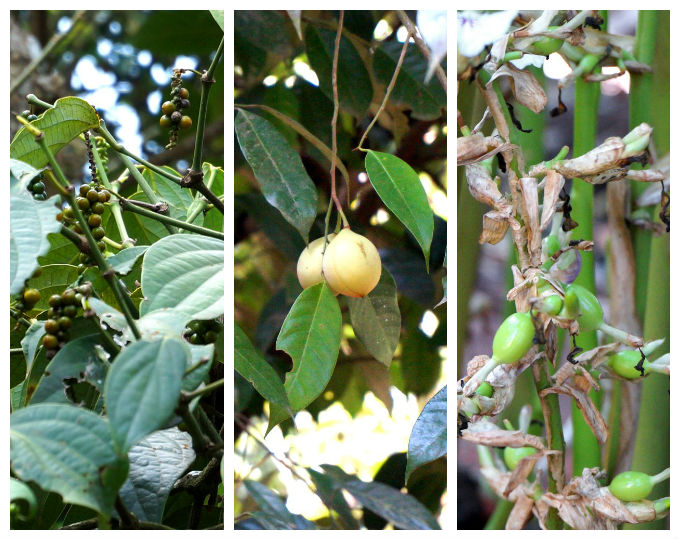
xmin=42 ymin=284 xmax=91 ymax=359
xmin=58 ymin=183 xmax=110 ymax=273
xmin=26 ymin=173 xmax=47 ymax=201
xmin=184 ymin=318 xmax=223 ymax=345
xmin=20 ymin=109 xmax=38 ymax=122
xmin=14 ymin=267 xmax=43 ymax=314
xmin=160 ymin=69 xmax=192 ymax=149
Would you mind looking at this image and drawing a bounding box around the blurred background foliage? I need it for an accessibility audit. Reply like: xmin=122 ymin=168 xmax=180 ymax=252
xmin=234 ymin=10 xmax=447 ymax=527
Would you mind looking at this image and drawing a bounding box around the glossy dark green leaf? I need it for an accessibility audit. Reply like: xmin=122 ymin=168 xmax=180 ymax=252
xmin=210 ymin=10 xmax=224 ymax=30
xmin=20 ymin=321 xmax=45 ymax=371
xmin=400 ymin=329 xmax=441 ymax=396
xmin=373 ymin=42 xmax=446 ymax=121
xmin=10 ymin=403 xmax=128 ymax=518
xmin=307 ymin=467 xmax=361 ymax=529
xmin=405 ymin=385 xmax=446 ymax=482
xmin=305 ymin=26 xmax=373 ymax=118
xmin=267 ymin=283 xmax=341 ymax=430
xmin=365 ymin=151 xmax=434 ymax=270
xmin=235 ymin=109 xmax=318 ymax=242
xmin=143 ymin=166 xmax=191 ymax=220
xmin=104 ymin=338 xmax=188 ymax=453
xmin=118 ymin=427 xmax=195 ymax=523
xmin=38 ymin=232 xmax=79 ymax=267
xmin=235 ymin=323 xmax=291 ymax=415
xmin=320 ymin=464 xmax=440 ymax=530
xmin=24 ymin=264 xmax=79 ymax=312
xmin=380 ymin=247 xmax=435 ymax=305
xmin=347 ymin=268 xmax=401 ymax=366
xmin=244 ymin=480 xmax=316 ymax=530
xmin=10 ymin=97 xmax=99 ymax=168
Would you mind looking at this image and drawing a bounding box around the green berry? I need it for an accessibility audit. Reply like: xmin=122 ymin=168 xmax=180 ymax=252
xmin=92 ymin=202 xmax=106 ymax=215
xmin=491 ymin=312 xmax=536 ymax=365
xmin=44 ymin=319 xmax=60 ymax=334
xmin=98 ymin=190 xmax=110 ymax=202
xmin=63 ymin=305 xmax=78 ymax=318
xmin=76 ymin=197 xmax=90 ymax=211
xmin=529 ymin=36 xmax=564 ymax=56
xmin=33 ymin=193 xmax=47 ymax=201
xmin=48 ymin=294 xmax=62 ymax=308
xmin=88 ymin=214 xmax=102 ymax=227
xmin=92 ymin=227 xmax=106 ymax=240
xmin=58 ymin=316 xmax=72 ymax=330
xmin=63 ymin=206 xmax=75 ymax=219
xmin=79 ymin=184 xmax=91 ymax=196
xmin=189 ymin=333 xmax=203 ymax=345
xmin=476 ymin=382 xmax=494 ymax=398
xmin=564 ymin=284 xmax=603 ymax=333
xmin=504 ymin=446 xmax=537 ymax=470
xmin=159 ymin=115 xmax=172 ymax=128
xmin=608 ymin=350 xmax=650 ymax=379
xmin=203 ymin=330 xmax=218 ymax=344
xmin=61 ymin=289 xmax=77 ymax=305
xmin=32 ymin=181 xmax=45 ymax=194
xmin=27 ymin=114 xmax=38 ymax=122
xmin=86 ymin=189 xmax=100 ymax=203
xmin=179 ymin=87 xmax=189 ymax=99
xmin=97 ymin=241 xmax=106 ymax=251
xmin=42 ymin=334 xmax=59 ymax=350
xmin=540 ymin=294 xmax=563 ymax=316
xmin=609 ymin=471 xmax=653 ymax=502
xmin=23 ymin=288 xmax=41 ymax=307
xmin=161 ymin=101 xmax=176 ymax=115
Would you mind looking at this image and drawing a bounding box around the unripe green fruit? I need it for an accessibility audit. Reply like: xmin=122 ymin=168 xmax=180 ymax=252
xmin=161 ymin=101 xmax=176 ymax=115
xmin=563 ymin=284 xmax=603 ymax=333
xmin=609 ymin=471 xmax=653 ymax=502
xmin=504 ymin=446 xmax=537 ymax=470
xmin=42 ymin=334 xmax=59 ymax=350
xmin=159 ymin=115 xmax=172 ymax=128
xmin=23 ymin=288 xmax=41 ymax=307
xmin=608 ymin=350 xmax=650 ymax=379
xmin=322 ymin=229 xmax=382 ymax=298
xmin=541 ymin=294 xmax=563 ymax=316
xmin=529 ymin=36 xmax=564 ymax=56
xmin=491 ymin=312 xmax=535 ymax=364
xmin=179 ymin=87 xmax=189 ymax=99
xmin=296 ymin=234 xmax=336 ymax=290
xmin=476 ymin=382 xmax=494 ymax=398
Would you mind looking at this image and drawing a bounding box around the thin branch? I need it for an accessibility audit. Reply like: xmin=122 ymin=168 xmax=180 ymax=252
xmin=356 ymin=31 xmax=412 ymax=150
xmin=396 ymin=10 xmax=447 ymax=93
xmin=329 ymin=11 xmax=348 ymax=228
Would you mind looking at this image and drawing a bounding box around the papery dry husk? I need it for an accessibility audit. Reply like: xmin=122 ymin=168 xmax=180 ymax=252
xmin=465 ymin=162 xmax=504 ymax=206
xmin=487 ymin=64 xmax=547 ymax=113
xmin=457 ymin=133 xmax=512 ymax=165
xmin=540 ymin=170 xmax=565 ymax=231
xmin=519 ymin=177 xmax=541 ymax=265
xmin=461 ymin=419 xmax=546 ymax=450
xmin=479 ymin=211 xmax=510 ymax=244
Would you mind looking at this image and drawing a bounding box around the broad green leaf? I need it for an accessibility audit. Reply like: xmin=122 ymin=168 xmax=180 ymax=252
xmin=268 ymin=283 xmax=341 ymax=430
xmin=380 ymin=247 xmax=435 ymax=305
xmin=10 ymin=478 xmax=37 ymax=521
xmin=38 ymin=232 xmax=80 ymax=266
xmin=24 ymin=264 xmax=79 ymax=311
xmin=305 ymin=26 xmax=373 ymax=118
xmin=307 ymin=468 xmax=360 ymax=529
xmin=365 ymin=151 xmax=434 ymax=270
xmin=234 ymin=109 xmax=317 ymax=242
xmin=143 ymin=167 xmax=191 ymax=220
xmin=320 ymin=464 xmax=440 ymax=530
xmin=373 ymin=42 xmax=446 ymax=121
xmin=405 ymin=385 xmax=447 ymax=482
xmin=210 ymin=10 xmax=224 ymax=30
xmin=235 ymin=324 xmax=291 ymax=415
xmin=10 ymin=177 xmax=62 ymax=296
xmin=10 ymin=97 xmax=100 ymax=168
xmin=10 ymin=403 xmax=128 ymax=518
xmin=106 ymin=246 xmax=149 ymax=275
xmin=346 ymin=268 xmax=401 ymax=366
xmin=244 ymin=480 xmax=316 ymax=530
xmin=118 ymin=427 xmax=195 ymax=523
xmin=104 ymin=338 xmax=188 ymax=453
xmin=30 ymin=335 xmax=105 ymax=404
xmin=20 ymin=321 xmax=45 ymax=371
xmin=140 ymin=234 xmax=224 ymax=320
xmin=183 ymin=343 xmax=214 ymax=391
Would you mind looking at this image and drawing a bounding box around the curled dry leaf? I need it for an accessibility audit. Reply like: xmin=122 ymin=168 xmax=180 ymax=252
xmin=519 ymin=177 xmax=541 ymax=265
xmin=540 ymin=170 xmax=565 ymax=231
xmin=552 ymin=342 xmax=621 ymax=385
xmin=506 ymin=493 xmax=536 ymax=530
xmin=461 ymin=419 xmax=546 ymax=450
xmin=480 ymin=211 xmax=510 ymax=244
xmin=465 ymin=163 xmax=504 ymax=207
xmin=457 ymin=133 xmax=509 ymax=165
xmin=487 ymin=64 xmax=547 ymax=113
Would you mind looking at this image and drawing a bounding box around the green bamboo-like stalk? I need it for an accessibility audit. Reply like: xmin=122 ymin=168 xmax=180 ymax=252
xmin=569 ymin=75 xmax=602 ymax=474
xmin=627 ymin=10 xmax=670 ymax=531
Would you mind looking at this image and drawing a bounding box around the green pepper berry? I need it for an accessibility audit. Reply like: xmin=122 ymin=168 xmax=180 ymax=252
xmin=529 ymin=32 xmax=564 ymax=56
xmin=503 ymin=446 xmax=537 ymax=470
xmin=63 ymin=305 xmax=78 ymax=318
xmin=31 ymin=181 xmax=45 ymax=194
xmin=92 ymin=227 xmax=106 ymax=240
xmin=159 ymin=115 xmax=172 ymax=128
xmin=79 ymin=184 xmax=91 ymax=196
xmin=92 ymin=202 xmax=106 ymax=215
xmin=23 ymin=288 xmax=41 ymax=307
xmin=609 ymin=471 xmax=653 ymax=502
xmin=61 ymin=290 xmax=77 ymax=305
xmin=491 ymin=312 xmax=536 ymax=364
xmin=98 ymin=190 xmax=111 ymax=202
xmin=179 ymin=87 xmax=189 ymax=99
xmin=88 ymin=214 xmax=102 ymax=227
xmin=161 ymin=101 xmax=176 ymax=115
xmin=42 ymin=334 xmax=59 ymax=350
xmin=203 ymin=330 xmax=218 ymax=344
xmin=563 ymin=284 xmax=603 ymax=333
xmin=27 ymin=114 xmax=38 ymax=122
xmin=179 ymin=115 xmax=192 ymax=130
xmin=63 ymin=206 xmax=75 ymax=219
xmin=189 ymin=333 xmax=203 ymax=345
xmin=86 ymin=189 xmax=100 ymax=203
xmin=48 ymin=294 xmax=62 ymax=308
xmin=476 ymin=381 xmax=494 ymax=398
xmin=540 ymin=294 xmax=563 ymax=316
xmin=608 ymin=350 xmax=650 ymax=379
xmin=76 ymin=197 xmax=90 ymax=211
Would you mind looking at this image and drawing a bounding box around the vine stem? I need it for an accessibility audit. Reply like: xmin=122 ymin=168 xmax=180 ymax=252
xmin=396 ymin=10 xmax=447 ymax=92
xmin=36 ymin=135 xmax=141 ymax=340
xmin=182 ymin=378 xmax=224 ymax=401
xmin=329 ymin=10 xmax=348 ymax=228
xmin=116 ymin=196 xmax=224 ymax=240
xmin=356 ymin=30 xmax=412 ymax=151
xmin=10 ymin=11 xmax=87 ymax=95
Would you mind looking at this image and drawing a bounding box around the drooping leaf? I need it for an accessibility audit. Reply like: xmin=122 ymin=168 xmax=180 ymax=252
xmin=9 ymin=97 xmax=100 ymax=168
xmin=118 ymin=427 xmax=195 ymax=523
xmin=307 ymin=467 xmax=360 ymax=529
xmin=405 ymin=386 xmax=447 ymax=482
xmin=10 ymin=403 xmax=128 ymax=518
xmin=10 ymin=478 xmax=38 ymax=521
xmin=320 ymin=464 xmax=440 ymax=530
xmin=305 ymin=26 xmax=373 ymax=118
xmin=104 ymin=338 xmax=188 ymax=454
xmin=30 ymin=335 xmax=105 ymax=404
xmin=234 ymin=109 xmax=318 ymax=242
xmin=365 ymin=151 xmax=434 ymax=270
xmin=244 ymin=480 xmax=316 ymax=530
xmin=106 ymin=246 xmax=150 ymax=275
xmin=20 ymin=321 xmax=45 ymax=371
xmin=10 ymin=173 xmax=62 ymax=296
xmin=235 ymin=324 xmax=291 ymax=415
xmin=373 ymin=41 xmax=446 ymax=120
xmin=267 ymin=282 xmax=341 ymax=430
xmin=140 ymin=234 xmax=224 ymax=320
xmin=346 ymin=268 xmax=401 ymax=366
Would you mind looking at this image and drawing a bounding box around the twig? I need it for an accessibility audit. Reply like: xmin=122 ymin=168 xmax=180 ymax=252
xmin=356 ymin=31 xmax=412 ymax=150
xmin=329 ymin=11 xmax=348 ymax=228
xmin=182 ymin=378 xmax=224 ymax=401
xmin=396 ymin=10 xmax=447 ymax=92
xmin=11 ymin=11 xmax=87 ymax=95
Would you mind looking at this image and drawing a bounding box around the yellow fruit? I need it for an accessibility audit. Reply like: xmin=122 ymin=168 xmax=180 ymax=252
xmin=322 ymin=229 xmax=381 ymax=298
xmin=296 ymin=234 xmax=336 ymax=290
